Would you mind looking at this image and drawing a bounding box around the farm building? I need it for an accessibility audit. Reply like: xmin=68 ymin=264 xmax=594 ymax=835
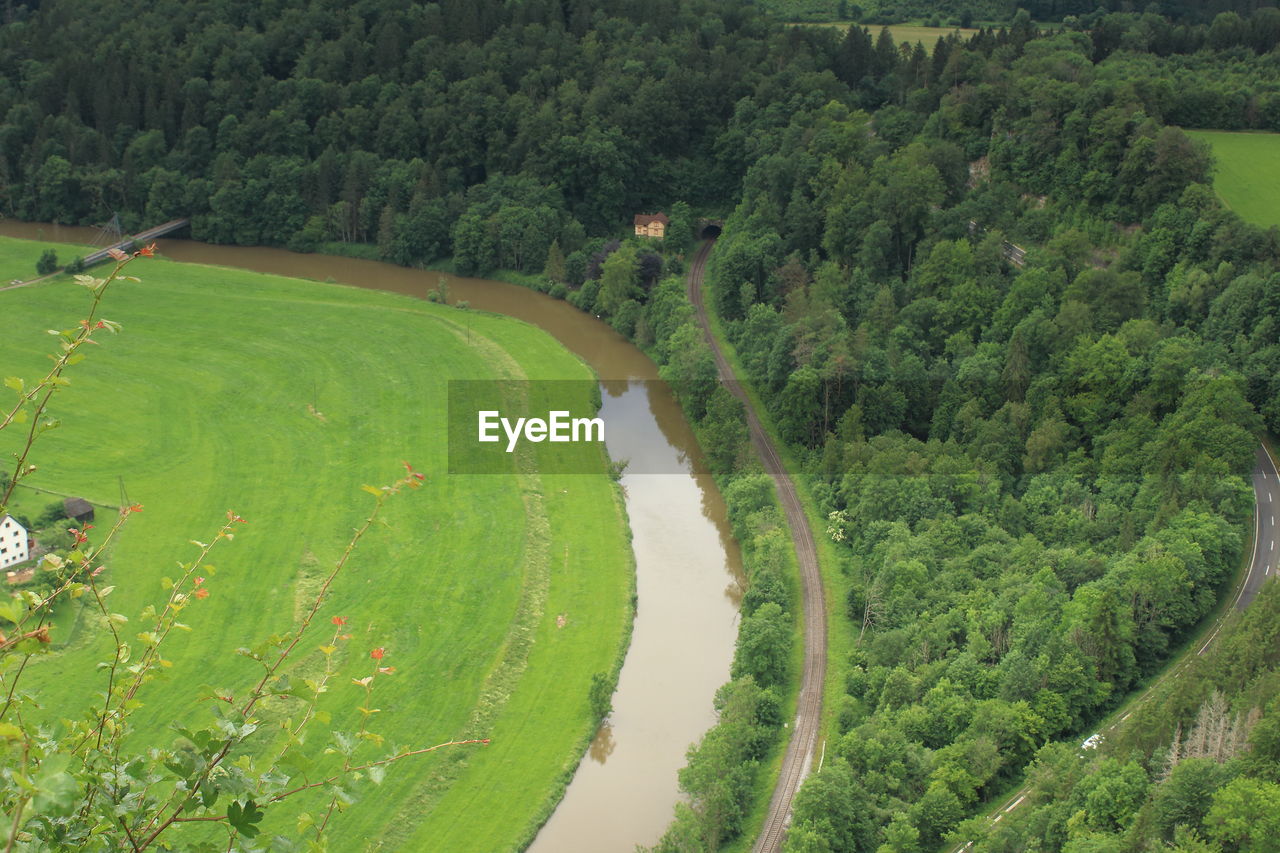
xmin=64 ymin=497 xmax=94 ymax=523
xmin=633 ymin=212 xmax=669 ymax=239
xmin=0 ymin=515 xmax=30 ymax=569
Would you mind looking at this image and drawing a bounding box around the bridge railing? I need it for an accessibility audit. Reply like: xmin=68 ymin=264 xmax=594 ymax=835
xmin=77 ymin=218 xmax=190 ymax=268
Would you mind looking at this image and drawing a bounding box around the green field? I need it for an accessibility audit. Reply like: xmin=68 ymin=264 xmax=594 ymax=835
xmin=885 ymin=23 xmax=979 ymax=47
xmin=787 ymin=20 xmax=980 ymax=47
xmin=0 ymin=236 xmax=633 ymax=850
xmin=1188 ymin=129 xmax=1280 ymax=228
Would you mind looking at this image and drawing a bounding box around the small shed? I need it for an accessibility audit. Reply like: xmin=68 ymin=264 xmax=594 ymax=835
xmin=0 ymin=515 xmax=30 ymax=569
xmin=64 ymin=497 xmax=95 ymax=524
xmin=633 ymin=212 xmax=669 ymax=239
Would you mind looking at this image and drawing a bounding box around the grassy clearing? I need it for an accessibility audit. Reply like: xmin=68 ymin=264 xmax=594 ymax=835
xmin=786 ymin=20 xmax=980 ymax=47
xmin=1187 ymin=129 xmax=1280 ymax=228
xmin=886 ymin=23 xmax=979 ymax=47
xmin=0 ymin=236 xmax=633 ymax=851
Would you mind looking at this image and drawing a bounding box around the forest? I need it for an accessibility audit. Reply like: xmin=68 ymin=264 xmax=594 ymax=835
xmin=969 ymin=581 xmax=1280 ymax=851
xmin=753 ymin=0 xmax=1280 ymax=26
xmin=692 ymin=11 xmax=1280 ymax=853
xmin=2 ymin=0 xmax=1280 ymax=851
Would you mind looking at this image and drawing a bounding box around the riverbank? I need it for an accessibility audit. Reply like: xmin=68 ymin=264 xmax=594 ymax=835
xmin=0 ymin=233 xmax=634 ymax=851
xmin=0 ymin=224 xmax=746 ymax=852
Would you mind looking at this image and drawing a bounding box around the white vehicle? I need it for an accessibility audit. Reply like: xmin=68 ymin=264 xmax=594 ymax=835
xmin=1081 ymin=733 xmax=1103 ymax=750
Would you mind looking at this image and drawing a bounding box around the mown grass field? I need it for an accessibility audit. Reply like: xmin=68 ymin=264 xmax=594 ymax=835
xmin=885 ymin=23 xmax=980 ymax=47
xmin=0 ymin=236 xmax=633 ymax=851
xmin=1187 ymin=129 xmax=1280 ymax=228
xmin=787 ymin=21 xmax=981 ymax=47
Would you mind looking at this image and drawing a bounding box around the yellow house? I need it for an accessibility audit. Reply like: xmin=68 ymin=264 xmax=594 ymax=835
xmin=633 ymin=212 xmax=669 ymax=239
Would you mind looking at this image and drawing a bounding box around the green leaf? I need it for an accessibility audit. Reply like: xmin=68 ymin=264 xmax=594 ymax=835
xmin=279 ymin=751 xmax=315 ymax=778
xmin=0 ymin=599 xmax=23 ymax=624
xmin=32 ymin=755 xmax=77 ymax=816
xmin=331 ymin=730 xmax=356 ymax=756
xmin=227 ymin=799 xmax=265 ymax=838
xmin=3 ymin=376 xmax=22 ymax=393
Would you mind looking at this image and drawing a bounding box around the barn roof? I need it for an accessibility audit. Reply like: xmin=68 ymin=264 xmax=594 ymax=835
xmin=63 ymin=497 xmax=93 ymax=518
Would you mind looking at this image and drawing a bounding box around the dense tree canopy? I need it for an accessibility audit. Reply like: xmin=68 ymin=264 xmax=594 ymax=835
xmin=3 ymin=2 xmax=1280 ymax=852
xmin=0 ymin=0 xmax=784 ymax=267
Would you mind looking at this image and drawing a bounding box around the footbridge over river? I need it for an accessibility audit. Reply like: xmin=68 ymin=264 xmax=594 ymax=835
xmin=0 ymin=218 xmax=192 ymax=292
xmin=79 ymin=218 xmax=190 ymax=267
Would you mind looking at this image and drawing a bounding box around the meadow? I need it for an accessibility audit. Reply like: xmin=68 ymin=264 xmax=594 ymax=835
xmin=1187 ymin=129 xmax=1280 ymax=228
xmin=0 ymin=236 xmax=633 ymax=851
xmin=884 ymin=23 xmax=979 ymax=47
xmin=787 ymin=20 xmax=980 ymax=48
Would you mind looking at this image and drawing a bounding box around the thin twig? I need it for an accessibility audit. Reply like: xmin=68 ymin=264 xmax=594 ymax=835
xmin=135 ymin=473 xmax=422 ymax=851
xmin=1 ymin=256 xmax=130 ymax=509
xmin=4 ymin=739 xmax=30 ymax=853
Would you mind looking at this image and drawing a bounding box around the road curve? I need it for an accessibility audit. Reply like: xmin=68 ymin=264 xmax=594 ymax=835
xmin=953 ymin=442 xmax=1280 ymax=852
xmin=686 ymin=239 xmax=827 ymax=853
xmin=1232 ymin=445 xmax=1279 ymax=610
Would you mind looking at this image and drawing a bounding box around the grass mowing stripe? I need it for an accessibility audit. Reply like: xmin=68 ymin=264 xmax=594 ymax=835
xmin=0 ymin=236 xmax=633 ymax=852
xmin=1187 ymin=129 xmax=1280 ymax=228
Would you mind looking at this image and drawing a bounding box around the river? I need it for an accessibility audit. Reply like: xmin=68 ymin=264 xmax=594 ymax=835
xmin=0 ymin=222 xmax=744 ymax=852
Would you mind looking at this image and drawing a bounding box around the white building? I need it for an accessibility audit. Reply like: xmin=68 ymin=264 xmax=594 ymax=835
xmin=0 ymin=515 xmax=30 ymax=569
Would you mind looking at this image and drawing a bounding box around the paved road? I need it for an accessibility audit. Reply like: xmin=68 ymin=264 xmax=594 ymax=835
xmin=685 ymin=239 xmax=827 ymax=853
xmin=1232 ymin=445 xmax=1279 ymax=609
xmin=954 ymin=442 xmax=1280 ymax=851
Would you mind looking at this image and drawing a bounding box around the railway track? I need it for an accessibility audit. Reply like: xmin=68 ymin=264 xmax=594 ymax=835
xmin=685 ymin=239 xmax=827 ymax=853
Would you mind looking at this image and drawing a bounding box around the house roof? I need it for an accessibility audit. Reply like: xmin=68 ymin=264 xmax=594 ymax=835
xmin=633 ymin=212 xmax=670 ymax=227
xmin=0 ymin=514 xmax=25 ymax=532
xmin=63 ymin=497 xmax=93 ymax=518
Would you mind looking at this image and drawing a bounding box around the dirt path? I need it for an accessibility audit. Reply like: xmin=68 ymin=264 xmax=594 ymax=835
xmin=0 ymin=271 xmax=56 ymax=292
xmin=685 ymin=239 xmax=827 ymax=852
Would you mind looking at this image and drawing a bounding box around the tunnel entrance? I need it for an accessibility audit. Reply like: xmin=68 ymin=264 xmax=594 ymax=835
xmin=696 ymin=217 xmax=724 ymax=240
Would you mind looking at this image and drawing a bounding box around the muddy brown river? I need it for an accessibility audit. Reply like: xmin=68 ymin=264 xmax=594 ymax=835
xmin=0 ymin=222 xmax=744 ymax=852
